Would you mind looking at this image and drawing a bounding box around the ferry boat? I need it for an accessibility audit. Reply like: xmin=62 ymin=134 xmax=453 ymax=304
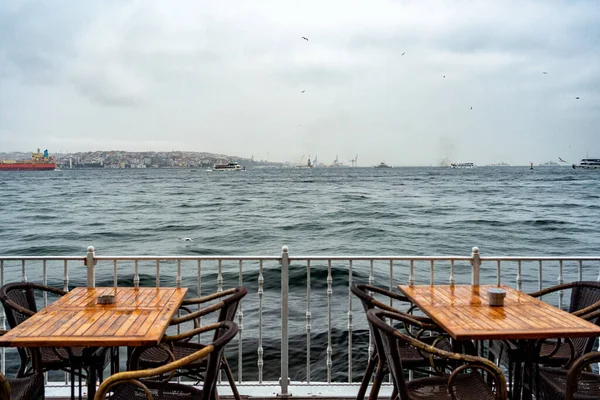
xmin=450 ymin=162 xmax=476 ymax=169
xmin=572 ymin=158 xmax=600 ymax=169
xmin=374 ymin=162 xmax=391 ymax=168
xmin=213 ymin=161 xmax=245 ymax=171
xmin=0 ymin=149 xmax=56 ymax=171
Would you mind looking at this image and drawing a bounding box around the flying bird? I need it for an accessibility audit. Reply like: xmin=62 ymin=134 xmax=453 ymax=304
xmin=470 ymin=106 xmax=473 ymax=110
xmin=558 ymin=157 xmax=567 ymax=163
xmin=302 ymin=90 xmax=305 ymax=93
xmin=401 ymin=52 xmax=405 ymax=56
xmin=301 ymin=36 xmax=308 ymax=41
xmin=575 ymin=97 xmax=580 ymax=99
xmin=542 ymin=71 xmax=548 ymax=74
xmin=443 ymin=75 xmax=446 ymax=78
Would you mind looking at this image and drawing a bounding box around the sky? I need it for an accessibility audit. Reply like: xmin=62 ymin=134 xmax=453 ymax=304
xmin=1 ymin=0 xmax=599 ymax=166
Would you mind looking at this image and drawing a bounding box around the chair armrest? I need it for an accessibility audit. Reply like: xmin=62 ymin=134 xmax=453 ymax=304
xmin=448 ymin=363 xmax=508 ymax=400
xmin=100 ymin=323 xmax=223 ymax=399
xmin=180 ymin=288 xmax=238 ymax=306
xmin=170 ymin=302 xmax=225 ymax=325
xmin=572 ymin=300 xmax=600 ymax=318
xmin=566 ymin=351 xmax=600 ymax=399
xmin=0 ymin=372 xmax=10 ymax=400
xmin=535 ymin=337 xmax=576 ymax=367
xmin=1 ymin=299 xmax=36 ymax=318
xmin=363 ymin=285 xmax=412 ymax=304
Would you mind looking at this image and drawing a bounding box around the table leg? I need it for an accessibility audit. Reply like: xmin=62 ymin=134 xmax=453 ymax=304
xmin=85 ymin=348 xmax=98 ymax=400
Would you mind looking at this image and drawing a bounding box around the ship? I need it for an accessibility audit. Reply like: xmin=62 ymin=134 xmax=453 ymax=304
xmin=0 ymin=149 xmax=56 ymax=171
xmin=572 ymin=158 xmax=600 ymax=169
xmin=212 ymin=161 xmax=245 ymax=171
xmin=374 ymin=162 xmax=391 ymax=168
xmin=450 ymin=162 xmax=476 ymax=169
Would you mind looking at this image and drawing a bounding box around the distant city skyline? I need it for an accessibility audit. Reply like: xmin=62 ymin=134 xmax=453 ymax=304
xmin=1 ymin=1 xmax=599 ymax=166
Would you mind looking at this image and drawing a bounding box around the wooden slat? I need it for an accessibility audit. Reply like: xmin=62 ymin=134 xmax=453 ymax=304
xmin=398 ymin=284 xmax=600 ymax=340
xmin=0 ymin=287 xmax=187 ymax=347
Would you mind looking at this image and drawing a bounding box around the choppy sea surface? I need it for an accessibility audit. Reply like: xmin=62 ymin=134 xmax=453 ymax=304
xmin=1 ymin=166 xmax=599 ymax=381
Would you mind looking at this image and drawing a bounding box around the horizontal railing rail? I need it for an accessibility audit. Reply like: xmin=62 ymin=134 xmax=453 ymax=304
xmin=1 ymin=246 xmax=600 ymax=397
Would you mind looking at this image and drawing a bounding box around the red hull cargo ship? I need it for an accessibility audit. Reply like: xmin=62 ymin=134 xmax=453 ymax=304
xmin=0 ymin=149 xmax=56 ymax=171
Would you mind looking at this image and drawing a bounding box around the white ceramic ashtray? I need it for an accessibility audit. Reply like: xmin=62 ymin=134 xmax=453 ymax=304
xmin=488 ymin=288 xmax=506 ymax=307
xmin=97 ymin=294 xmax=116 ymax=304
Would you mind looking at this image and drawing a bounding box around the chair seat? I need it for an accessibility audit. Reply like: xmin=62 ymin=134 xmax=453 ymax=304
xmin=537 ymin=340 xmax=575 ymax=365
xmin=400 ymin=335 xmax=452 ymax=367
xmin=106 ymin=380 xmax=204 ymax=400
xmin=407 ymin=373 xmax=496 ymax=400
xmin=538 ymin=366 xmax=600 ymax=400
xmin=137 ymin=342 xmax=213 ymax=376
xmin=490 ymin=338 xmax=576 ymax=370
xmin=6 ymin=372 xmax=44 ymax=400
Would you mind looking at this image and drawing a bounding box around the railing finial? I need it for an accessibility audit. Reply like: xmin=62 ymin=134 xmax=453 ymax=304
xmin=85 ymin=246 xmax=96 ymax=288
xmin=470 ymin=246 xmax=481 ymax=285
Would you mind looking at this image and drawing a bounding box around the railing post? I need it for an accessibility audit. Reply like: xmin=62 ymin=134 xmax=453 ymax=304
xmin=279 ymin=246 xmax=290 ymax=396
xmin=470 ymin=247 xmax=481 ymax=285
xmin=85 ymin=246 xmax=96 ymax=288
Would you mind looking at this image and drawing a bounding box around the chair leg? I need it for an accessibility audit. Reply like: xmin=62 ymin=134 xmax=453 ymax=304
xmin=369 ymin=358 xmax=386 ymax=400
xmin=222 ymin=356 xmax=242 ymax=400
xmin=357 ymin=353 xmax=378 ymax=400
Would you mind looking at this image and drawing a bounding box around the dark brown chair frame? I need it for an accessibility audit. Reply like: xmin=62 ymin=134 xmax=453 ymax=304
xmin=129 ymin=286 xmax=247 ymax=400
xmin=96 ymin=321 xmax=238 ymax=400
xmin=351 ymin=283 xmax=451 ymax=400
xmin=368 ymin=308 xmax=508 ymax=400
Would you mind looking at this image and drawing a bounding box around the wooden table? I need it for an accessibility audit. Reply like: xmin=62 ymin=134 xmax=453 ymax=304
xmin=0 ymin=287 xmax=187 ymax=398
xmin=398 ymin=284 xmax=600 ymax=399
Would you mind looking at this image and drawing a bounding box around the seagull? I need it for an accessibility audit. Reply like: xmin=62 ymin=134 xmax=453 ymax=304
xmin=302 ymin=90 xmax=305 ymax=93
xmin=470 ymin=106 xmax=473 ymax=110
xmin=575 ymin=97 xmax=580 ymax=99
xmin=301 ymin=36 xmax=308 ymax=41
xmin=182 ymin=237 xmax=193 ymax=242
xmin=558 ymin=157 xmax=567 ymax=163
xmin=542 ymin=71 xmax=548 ymax=74
xmin=443 ymin=75 xmax=446 ymax=78
xmin=401 ymin=52 xmax=405 ymax=56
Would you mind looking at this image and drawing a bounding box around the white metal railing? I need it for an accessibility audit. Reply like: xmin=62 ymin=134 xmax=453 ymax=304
xmin=1 ymin=246 xmax=600 ymax=397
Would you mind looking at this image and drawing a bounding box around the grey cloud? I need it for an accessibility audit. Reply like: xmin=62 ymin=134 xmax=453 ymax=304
xmin=1 ymin=0 xmax=599 ymax=164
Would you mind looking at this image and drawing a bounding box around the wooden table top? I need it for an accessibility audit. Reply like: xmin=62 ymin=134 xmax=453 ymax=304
xmin=398 ymin=284 xmax=600 ymax=341
xmin=0 ymin=287 xmax=187 ymax=347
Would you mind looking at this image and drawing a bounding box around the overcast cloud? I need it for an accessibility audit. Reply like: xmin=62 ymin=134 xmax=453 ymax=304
xmin=1 ymin=0 xmax=599 ymax=166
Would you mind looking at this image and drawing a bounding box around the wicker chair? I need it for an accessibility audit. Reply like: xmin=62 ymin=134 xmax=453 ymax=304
xmin=129 ymin=287 xmax=247 ymax=400
xmin=0 ymin=371 xmax=44 ymax=400
xmin=367 ymin=309 xmax=508 ymax=400
xmin=95 ymin=321 xmax=238 ymax=400
xmin=352 ymin=284 xmax=454 ymax=400
xmin=0 ymin=330 xmax=44 ymax=400
xmin=488 ymin=281 xmax=600 ymax=389
xmin=536 ymin=351 xmax=600 ymax=400
xmin=0 ymin=282 xmax=111 ymax=396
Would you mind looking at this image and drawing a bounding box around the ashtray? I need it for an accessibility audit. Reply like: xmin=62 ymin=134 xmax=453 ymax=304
xmin=488 ymin=288 xmax=506 ymax=307
xmin=97 ymin=294 xmax=116 ymax=304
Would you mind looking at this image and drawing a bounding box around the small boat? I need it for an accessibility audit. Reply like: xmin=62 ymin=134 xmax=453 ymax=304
xmin=572 ymin=158 xmax=600 ymax=169
xmin=212 ymin=162 xmax=245 ymax=171
xmin=374 ymin=162 xmax=391 ymax=168
xmin=450 ymin=162 xmax=475 ymax=169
